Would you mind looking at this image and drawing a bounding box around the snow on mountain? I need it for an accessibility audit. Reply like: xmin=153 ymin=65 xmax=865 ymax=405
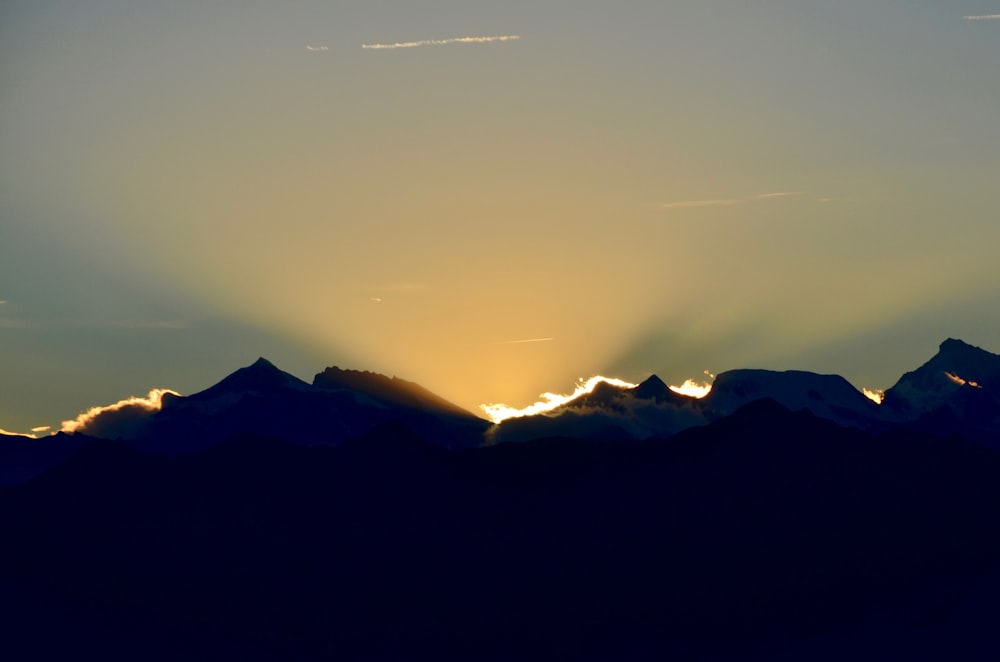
xmin=883 ymin=339 xmax=1000 ymax=413
xmin=702 ymin=369 xmax=883 ymax=429
xmin=492 ymin=366 xmax=891 ymax=442
xmin=881 ymin=338 xmax=1000 ymax=443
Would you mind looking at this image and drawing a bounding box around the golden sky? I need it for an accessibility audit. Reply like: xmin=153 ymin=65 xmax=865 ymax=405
xmin=2 ymin=2 xmax=999 ymax=431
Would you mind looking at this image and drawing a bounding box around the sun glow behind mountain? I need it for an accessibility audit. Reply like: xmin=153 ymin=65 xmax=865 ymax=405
xmin=481 ymin=374 xmax=718 ymax=424
xmin=669 ymin=379 xmax=714 ymax=399
xmin=481 ymin=376 xmax=638 ymax=424
xmin=863 ymin=388 xmax=885 ymax=404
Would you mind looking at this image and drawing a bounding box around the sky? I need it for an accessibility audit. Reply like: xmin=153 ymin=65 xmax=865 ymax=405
xmin=2 ymin=1 xmax=1000 ymax=434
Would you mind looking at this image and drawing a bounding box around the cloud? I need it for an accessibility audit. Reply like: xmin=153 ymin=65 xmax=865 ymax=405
xmin=370 ymin=297 xmax=383 ymax=303
xmin=754 ymin=192 xmax=804 ymax=199
xmin=0 ymin=427 xmax=37 ymax=438
xmin=964 ymin=15 xmax=1000 ymax=21
xmin=481 ymin=376 xmax=637 ymax=423
xmin=61 ymin=388 xmax=179 ymax=439
xmin=497 ymin=337 xmax=554 ymax=345
xmin=0 ymin=300 xmax=6 ymax=304
xmin=669 ymin=373 xmax=714 ymax=399
xmin=660 ymin=199 xmax=741 ymax=210
xmin=484 ymin=376 xmax=710 ymax=443
xmin=306 ymin=45 xmax=329 ymax=51
xmin=348 ymin=282 xmax=425 ymax=294
xmin=669 ymin=379 xmax=712 ymax=398
xmin=104 ymin=320 xmax=192 ymax=330
xmin=662 ymin=191 xmax=824 ymax=211
xmin=362 ymin=35 xmax=520 ymax=50
xmin=31 ymin=426 xmax=51 ymax=433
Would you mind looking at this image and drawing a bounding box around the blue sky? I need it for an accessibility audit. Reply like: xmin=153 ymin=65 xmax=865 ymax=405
xmin=2 ymin=2 xmax=999 ymax=432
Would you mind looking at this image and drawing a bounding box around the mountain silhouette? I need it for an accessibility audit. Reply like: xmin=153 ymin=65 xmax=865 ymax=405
xmin=4 ymin=339 xmax=1000 ymax=656
xmin=882 ymin=338 xmax=1000 ymax=443
xmin=313 ymin=366 xmax=477 ymax=419
xmin=190 ymin=356 xmax=313 ymax=397
xmin=492 ymin=340 xmax=1000 ymax=444
xmin=4 ymin=397 xmax=1000 ymax=658
xmin=107 ymin=359 xmax=491 ymax=456
xmin=0 ymin=431 xmax=90 ymax=485
xmin=491 ymin=369 xmax=884 ymax=443
xmin=630 ymin=373 xmax=681 ymax=402
xmin=5 ymin=338 xmax=1000 ymax=484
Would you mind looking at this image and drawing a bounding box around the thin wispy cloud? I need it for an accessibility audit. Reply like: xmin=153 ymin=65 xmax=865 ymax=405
xmin=661 ymin=199 xmax=741 ymax=210
xmin=104 ymin=319 xmax=192 ymax=330
xmin=0 ymin=427 xmax=36 ymax=438
xmin=497 ymin=337 xmax=554 ymax=345
xmin=662 ymin=191 xmax=817 ymax=211
xmin=362 ymin=35 xmax=520 ymax=50
xmin=347 ymin=282 xmax=426 ymax=294
xmin=306 ymin=45 xmax=329 ymax=51
xmin=755 ymin=192 xmax=804 ymax=199
xmin=0 ymin=300 xmax=6 ymax=305
xmin=964 ymin=14 xmax=1000 ymax=20
xmin=0 ymin=425 xmax=50 ymax=438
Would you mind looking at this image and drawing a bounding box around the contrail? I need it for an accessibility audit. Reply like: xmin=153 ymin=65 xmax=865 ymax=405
xmin=497 ymin=337 xmax=553 ymax=345
xmin=362 ymin=35 xmax=520 ymax=50
xmin=964 ymin=14 xmax=1000 ymax=20
xmin=306 ymin=45 xmax=329 ymax=51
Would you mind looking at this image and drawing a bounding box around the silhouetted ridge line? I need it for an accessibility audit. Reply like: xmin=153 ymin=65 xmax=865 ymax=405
xmin=313 ymin=366 xmax=480 ymax=419
xmin=5 ymin=394 xmax=1000 ymax=658
xmin=8 ymin=337 xmax=1000 ymax=486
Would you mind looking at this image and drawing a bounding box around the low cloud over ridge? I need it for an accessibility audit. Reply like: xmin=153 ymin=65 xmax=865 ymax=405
xmin=61 ymin=388 xmax=179 ymax=439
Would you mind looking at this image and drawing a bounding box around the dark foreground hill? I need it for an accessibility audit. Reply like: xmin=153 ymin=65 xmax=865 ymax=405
xmin=4 ymin=401 xmax=1000 ymax=660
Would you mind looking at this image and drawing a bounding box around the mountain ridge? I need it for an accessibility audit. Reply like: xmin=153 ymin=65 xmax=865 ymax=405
xmin=4 ymin=337 xmax=1000 ymax=478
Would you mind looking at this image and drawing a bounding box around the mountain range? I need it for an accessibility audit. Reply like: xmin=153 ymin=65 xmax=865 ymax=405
xmin=487 ymin=338 xmax=1000 ymax=445
xmin=2 ymin=338 xmax=1000 ymax=659
xmin=8 ymin=338 xmax=1000 ymax=453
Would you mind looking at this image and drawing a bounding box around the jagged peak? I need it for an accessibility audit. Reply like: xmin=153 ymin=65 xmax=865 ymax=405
xmin=638 ymin=374 xmax=667 ymax=389
xmin=249 ymin=356 xmax=279 ymax=370
xmin=937 ymin=338 xmax=995 ymax=360
xmin=192 ymin=358 xmax=311 ymax=399
xmin=631 ymin=374 xmax=675 ymax=401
